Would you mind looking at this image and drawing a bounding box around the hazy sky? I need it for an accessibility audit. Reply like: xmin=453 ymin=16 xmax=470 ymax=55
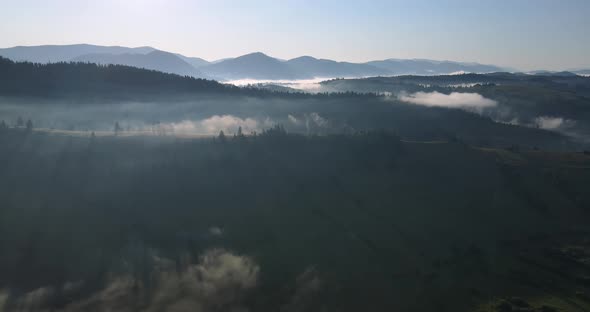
xmin=1 ymin=0 xmax=589 ymax=70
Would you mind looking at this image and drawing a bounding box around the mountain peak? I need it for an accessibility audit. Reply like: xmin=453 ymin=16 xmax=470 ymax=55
xmin=289 ymin=56 xmax=318 ymax=62
xmin=238 ymin=52 xmax=274 ymax=60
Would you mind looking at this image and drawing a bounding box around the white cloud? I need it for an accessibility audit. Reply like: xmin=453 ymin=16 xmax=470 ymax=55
xmin=535 ymin=116 xmax=573 ymax=130
xmin=0 ymin=289 xmax=9 ymax=311
xmin=11 ymin=286 xmax=56 ymax=311
xmin=208 ymin=226 xmax=224 ymax=236
xmin=192 ymin=248 xmax=259 ymax=298
xmin=224 ymin=78 xmax=331 ymax=92
xmin=280 ymin=267 xmax=322 ymax=312
xmin=152 ymin=115 xmax=263 ymax=136
xmin=45 ymin=249 xmax=258 ymax=312
xmin=288 ymin=114 xmax=300 ymax=125
xmin=536 ymin=116 xmax=563 ymax=129
xmin=199 ymin=115 xmax=258 ymax=134
xmin=1 ymin=252 xmax=329 ymax=312
xmin=448 ymin=71 xmax=469 ymax=75
xmin=308 ymin=112 xmax=328 ymax=128
xmin=399 ymin=91 xmax=497 ymax=112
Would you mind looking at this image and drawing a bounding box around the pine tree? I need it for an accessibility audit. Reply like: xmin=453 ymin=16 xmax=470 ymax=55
xmin=114 ymin=122 xmax=122 ymax=136
xmin=218 ymin=130 xmax=226 ymax=142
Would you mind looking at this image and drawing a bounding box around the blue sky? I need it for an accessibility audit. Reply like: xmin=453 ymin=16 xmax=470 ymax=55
xmin=1 ymin=0 xmax=589 ymax=70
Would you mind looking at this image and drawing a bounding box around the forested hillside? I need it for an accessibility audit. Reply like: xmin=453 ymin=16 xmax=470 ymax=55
xmin=1 ymin=129 xmax=590 ymax=311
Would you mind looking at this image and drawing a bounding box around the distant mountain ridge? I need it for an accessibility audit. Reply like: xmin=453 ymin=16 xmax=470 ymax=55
xmin=200 ymin=53 xmax=505 ymax=80
xmin=0 ymin=44 xmax=156 ymax=63
xmin=527 ymin=70 xmax=579 ymax=77
xmin=202 ymin=52 xmax=298 ymax=80
xmin=0 ymin=44 xmax=511 ymax=80
xmin=366 ymin=59 xmax=504 ymax=75
xmin=175 ymin=54 xmax=210 ymax=69
xmin=285 ymin=56 xmax=388 ymax=78
xmin=72 ymin=50 xmax=206 ymax=78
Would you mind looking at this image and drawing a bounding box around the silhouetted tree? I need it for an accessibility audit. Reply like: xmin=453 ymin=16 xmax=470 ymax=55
xmin=0 ymin=120 xmax=6 ymax=129
xmin=218 ymin=130 xmax=227 ymax=142
xmin=26 ymin=119 xmax=33 ymax=132
xmin=235 ymin=126 xmax=247 ymax=141
xmin=114 ymin=122 xmax=122 ymax=136
xmin=16 ymin=116 xmax=24 ymax=128
xmin=262 ymin=124 xmax=287 ymax=137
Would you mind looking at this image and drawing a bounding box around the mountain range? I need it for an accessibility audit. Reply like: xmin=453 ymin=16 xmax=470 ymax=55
xmin=0 ymin=44 xmax=155 ymax=63
xmin=6 ymin=44 xmax=585 ymax=81
xmin=71 ymin=50 xmax=204 ymax=78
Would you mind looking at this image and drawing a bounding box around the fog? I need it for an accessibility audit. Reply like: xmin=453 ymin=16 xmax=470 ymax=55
xmin=535 ymin=116 xmax=567 ymax=130
xmin=0 ymin=86 xmax=585 ymax=149
xmin=158 ymin=115 xmax=268 ymax=136
xmin=399 ymin=91 xmax=497 ymax=113
xmin=0 ymin=94 xmax=360 ymax=137
xmin=225 ymin=78 xmax=330 ymax=92
xmin=0 ymin=98 xmax=288 ymax=136
xmin=1 ymin=249 xmax=260 ymax=311
xmin=0 ymin=247 xmax=324 ymax=312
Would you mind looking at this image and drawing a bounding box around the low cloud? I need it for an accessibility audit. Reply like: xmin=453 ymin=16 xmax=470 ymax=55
xmin=1 ymin=289 xmax=9 ymax=311
xmin=287 ymin=112 xmax=331 ymax=134
xmin=308 ymin=112 xmax=329 ymax=128
xmin=199 ymin=115 xmax=259 ymax=134
xmin=1 ymin=252 xmax=328 ymax=312
xmin=224 ymin=78 xmax=328 ymax=92
xmin=2 ymin=286 xmax=56 ymax=311
xmin=165 ymin=115 xmax=259 ymax=135
xmin=192 ymin=248 xmax=259 ymax=299
xmin=400 ymin=91 xmax=497 ymax=112
xmin=2 ymin=249 xmax=259 ymax=312
xmin=280 ymin=267 xmax=322 ymax=312
xmin=143 ymin=115 xmax=277 ymax=136
xmin=535 ymin=116 xmax=569 ymax=130
xmin=208 ymin=226 xmax=224 ymax=236
xmin=448 ymin=71 xmax=469 ymax=75
xmin=288 ymin=114 xmax=300 ymax=125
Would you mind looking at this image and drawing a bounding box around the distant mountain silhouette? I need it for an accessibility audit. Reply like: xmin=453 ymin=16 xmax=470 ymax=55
xmin=201 ymin=52 xmax=300 ymax=80
xmin=0 ymin=44 xmax=155 ymax=63
xmin=175 ymin=54 xmax=210 ymax=68
xmin=0 ymin=44 xmax=511 ymax=80
xmin=286 ymin=56 xmax=388 ymax=78
xmin=529 ymin=70 xmax=588 ymax=77
xmin=366 ymin=59 xmax=505 ymax=75
xmin=202 ymin=54 xmax=508 ymax=80
xmin=202 ymin=54 xmax=389 ymax=80
xmin=527 ymin=70 xmax=578 ymax=77
xmin=72 ymin=50 xmax=206 ymax=78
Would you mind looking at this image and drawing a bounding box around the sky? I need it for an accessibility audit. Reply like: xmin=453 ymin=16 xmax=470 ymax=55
xmin=0 ymin=0 xmax=589 ymax=71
